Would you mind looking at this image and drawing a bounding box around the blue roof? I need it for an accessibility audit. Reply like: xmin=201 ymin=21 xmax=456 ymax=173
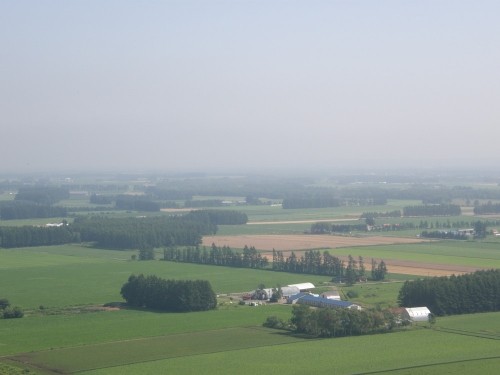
xmin=287 ymin=292 xmax=311 ymax=302
xmin=297 ymin=294 xmax=356 ymax=308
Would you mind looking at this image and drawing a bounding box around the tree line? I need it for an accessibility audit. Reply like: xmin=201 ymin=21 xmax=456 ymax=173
xmin=403 ymin=204 xmax=461 ymax=217
xmin=15 ymin=186 xmax=70 ymax=205
xmin=72 ymin=214 xmax=215 ymax=249
xmin=272 ymin=250 xmax=387 ymax=284
xmin=120 ymin=274 xmax=217 ymax=312
xmin=419 ymin=230 xmax=470 ymax=240
xmin=474 ymin=202 xmax=500 ymax=215
xmin=0 ymin=201 xmax=67 ymax=220
xmin=310 ymin=222 xmax=368 ymax=234
xmin=0 ymin=209 xmax=248 ymax=249
xmin=191 ymin=209 xmax=248 ymax=225
xmin=264 ymin=304 xmax=396 ymax=338
xmin=398 ymin=269 xmax=500 ymax=316
xmin=0 ymin=225 xmax=78 ymax=248
xmin=361 ymin=210 xmax=402 ymax=219
xmin=163 ymin=244 xmax=268 ymax=269
xmin=114 ymin=195 xmax=161 ymax=212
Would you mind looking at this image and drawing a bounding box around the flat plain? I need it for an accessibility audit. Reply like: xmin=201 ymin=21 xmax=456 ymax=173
xmin=1 ymin=194 xmax=500 ymax=374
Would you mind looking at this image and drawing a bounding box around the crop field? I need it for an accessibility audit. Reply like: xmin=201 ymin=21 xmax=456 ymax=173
xmin=202 ymin=234 xmax=500 ymax=276
xmin=1 ymin=241 xmax=499 ymax=374
xmin=4 ymin=312 xmax=499 ymax=375
xmin=202 ymin=234 xmax=427 ymax=251
xmin=1 ymin=182 xmax=500 ymax=375
xmin=0 ymin=245 xmax=334 ymax=310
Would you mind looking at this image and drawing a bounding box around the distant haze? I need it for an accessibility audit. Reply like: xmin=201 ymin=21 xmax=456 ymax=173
xmin=1 ymin=1 xmax=499 ymax=174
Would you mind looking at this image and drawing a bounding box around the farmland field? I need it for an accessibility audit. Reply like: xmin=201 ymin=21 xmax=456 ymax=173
xmin=4 ymin=312 xmax=499 ymax=375
xmin=1 ymin=180 xmax=500 ymax=374
xmin=1 ymin=241 xmax=499 ymax=374
xmin=202 ymin=234 xmax=500 ymax=276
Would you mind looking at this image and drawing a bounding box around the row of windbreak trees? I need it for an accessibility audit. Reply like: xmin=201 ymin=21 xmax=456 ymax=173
xmin=120 ymin=274 xmax=217 ymax=312
xmin=474 ymin=202 xmax=500 ymax=215
xmin=398 ymin=269 xmax=500 ymax=316
xmin=272 ymin=250 xmax=387 ymax=283
xmin=163 ymin=244 xmax=268 ymax=269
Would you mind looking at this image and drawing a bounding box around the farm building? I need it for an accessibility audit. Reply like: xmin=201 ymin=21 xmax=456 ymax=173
xmin=403 ymin=307 xmax=431 ymax=322
xmin=288 ymin=293 xmax=361 ymax=310
xmin=287 ymin=293 xmax=318 ymax=304
xmin=280 ymin=286 xmax=300 ymax=297
xmin=287 ymin=282 xmax=315 ymax=291
xmin=320 ymin=290 xmax=341 ymax=300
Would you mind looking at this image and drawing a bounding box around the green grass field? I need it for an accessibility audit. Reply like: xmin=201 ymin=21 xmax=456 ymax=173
xmin=317 ymin=241 xmax=500 ymax=269
xmin=0 ymin=245 xmax=336 ymax=310
xmin=1 ymin=196 xmax=500 ymax=374
xmin=5 ymin=313 xmax=499 ymax=375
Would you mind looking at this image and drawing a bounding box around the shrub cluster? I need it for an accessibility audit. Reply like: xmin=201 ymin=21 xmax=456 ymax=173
xmin=0 ymin=299 xmax=24 ymax=319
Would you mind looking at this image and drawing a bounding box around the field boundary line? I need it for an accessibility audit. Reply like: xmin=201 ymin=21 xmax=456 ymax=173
xmin=351 ymin=355 xmax=500 ymax=375
xmin=69 ymin=331 xmax=321 ymax=374
xmin=434 ymin=327 xmax=500 ymax=340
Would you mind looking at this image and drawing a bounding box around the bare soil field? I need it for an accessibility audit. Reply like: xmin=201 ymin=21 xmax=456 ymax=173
xmin=202 ymin=234 xmax=481 ymax=277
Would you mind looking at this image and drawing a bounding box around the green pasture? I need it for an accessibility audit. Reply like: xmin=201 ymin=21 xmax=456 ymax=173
xmin=342 ymin=281 xmax=405 ymax=308
xmin=8 ymin=326 xmax=302 ymax=374
xmin=1 ymin=225 xmax=499 ymax=375
xmin=1 ymin=243 xmax=500 ymax=374
xmin=219 ymin=203 xmax=391 ymax=222
xmin=0 ymin=245 xmax=332 ymax=309
xmin=319 ymin=240 xmax=500 ymax=270
xmin=72 ymin=315 xmax=500 ymax=375
xmin=0 ymin=305 xmax=292 ymax=356
xmin=4 ymin=311 xmax=500 ymax=375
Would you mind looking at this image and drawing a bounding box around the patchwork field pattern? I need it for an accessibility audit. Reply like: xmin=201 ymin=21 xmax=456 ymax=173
xmin=202 ymin=234 xmax=489 ymax=276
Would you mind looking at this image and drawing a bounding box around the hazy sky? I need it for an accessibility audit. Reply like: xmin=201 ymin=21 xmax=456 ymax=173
xmin=1 ymin=1 xmax=499 ymax=174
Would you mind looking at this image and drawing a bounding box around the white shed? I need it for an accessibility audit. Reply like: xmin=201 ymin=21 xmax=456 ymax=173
xmin=403 ymin=307 xmax=431 ymax=322
xmin=287 ymin=282 xmax=315 ymax=291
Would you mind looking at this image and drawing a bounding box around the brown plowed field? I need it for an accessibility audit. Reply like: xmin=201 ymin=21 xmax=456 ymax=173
xmin=202 ymin=234 xmax=482 ymax=276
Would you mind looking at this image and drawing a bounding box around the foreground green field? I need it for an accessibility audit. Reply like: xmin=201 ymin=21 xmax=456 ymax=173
xmin=4 ymin=312 xmax=499 ymax=375
xmin=1 ymin=241 xmax=499 ymax=374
